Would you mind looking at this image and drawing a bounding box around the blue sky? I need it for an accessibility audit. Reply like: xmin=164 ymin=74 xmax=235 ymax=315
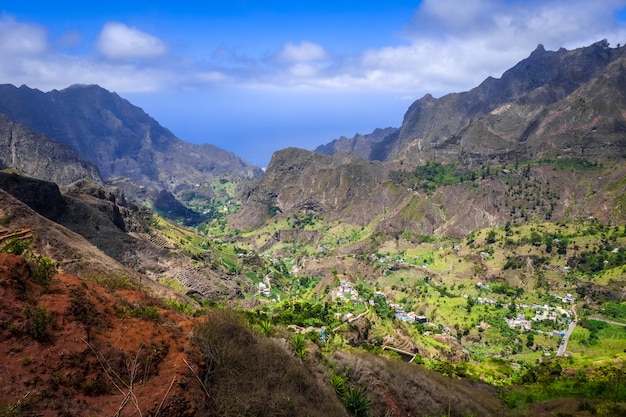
xmin=2 ymin=1 xmax=626 ymax=166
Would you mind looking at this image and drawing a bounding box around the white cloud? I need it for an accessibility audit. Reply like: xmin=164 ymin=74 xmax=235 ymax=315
xmin=276 ymin=41 xmax=329 ymax=62
xmin=228 ymin=0 xmax=626 ymax=96
xmin=340 ymin=0 xmax=626 ymax=95
xmin=2 ymin=1 xmax=626 ymax=99
xmin=95 ymin=22 xmax=168 ymax=61
xmin=0 ymin=15 xmax=47 ymax=56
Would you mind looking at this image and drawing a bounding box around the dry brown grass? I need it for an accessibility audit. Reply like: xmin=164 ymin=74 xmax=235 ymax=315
xmin=190 ymin=309 xmax=349 ymax=417
xmin=329 ymin=350 xmax=509 ymax=417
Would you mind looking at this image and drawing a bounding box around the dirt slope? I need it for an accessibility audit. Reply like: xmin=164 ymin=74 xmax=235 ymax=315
xmin=0 ymin=253 xmax=204 ymax=416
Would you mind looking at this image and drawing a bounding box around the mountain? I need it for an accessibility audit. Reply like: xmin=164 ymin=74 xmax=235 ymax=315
xmin=0 ymin=114 xmax=102 ymax=186
xmin=314 ymin=41 xmax=626 ymax=168
xmin=233 ymin=41 xmax=626 ymax=237
xmin=374 ymin=40 xmax=626 ymax=167
xmin=2 ymin=40 xmax=625 ymax=416
xmin=0 ymin=172 xmax=247 ymax=301
xmin=230 ymin=148 xmax=392 ymax=231
xmin=315 ymin=127 xmax=398 ymax=160
xmin=0 ymin=83 xmax=263 ymax=206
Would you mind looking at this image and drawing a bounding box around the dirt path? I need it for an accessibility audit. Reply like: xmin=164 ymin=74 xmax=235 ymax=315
xmin=588 ymin=315 xmax=626 ymax=327
xmin=332 ymin=308 xmax=369 ymax=332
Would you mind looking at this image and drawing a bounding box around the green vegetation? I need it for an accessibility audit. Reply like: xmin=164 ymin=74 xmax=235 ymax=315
xmin=83 ymin=273 xmax=136 ymax=291
xmin=128 ymin=305 xmax=162 ymax=322
xmin=214 ymin=212 xmax=625 ymax=414
xmin=0 ymin=236 xmax=56 ymax=289
xmin=289 ymin=333 xmax=308 ymax=361
xmin=603 ymin=302 xmax=626 ymax=322
xmin=390 ymin=161 xmax=462 ymax=193
xmin=24 ymin=305 xmax=55 ymax=342
xmin=342 ymin=386 xmax=372 ymax=417
xmin=0 ymin=237 xmax=32 ymax=256
xmin=30 ymin=255 xmax=55 ymax=289
xmin=7 ymin=155 xmax=619 ymax=414
xmin=541 ymin=156 xmax=601 ymax=171
xmin=505 ymin=361 xmax=626 ymax=414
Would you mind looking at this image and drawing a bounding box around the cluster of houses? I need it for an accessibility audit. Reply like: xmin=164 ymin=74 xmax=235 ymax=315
xmin=330 ymin=280 xmax=363 ymax=303
xmin=331 ymin=281 xmax=430 ymax=325
xmin=551 ymin=293 xmax=576 ymax=304
xmin=325 ymin=275 xmax=576 ymax=335
xmin=505 ymin=299 xmax=573 ymax=336
xmin=390 ymin=305 xmax=429 ymax=324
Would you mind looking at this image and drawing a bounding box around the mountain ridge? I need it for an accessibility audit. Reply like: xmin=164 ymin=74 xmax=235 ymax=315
xmin=234 ymin=41 xmax=626 ymax=237
xmin=316 ymin=40 xmax=626 ymax=168
xmin=0 ymin=83 xmax=263 ymax=211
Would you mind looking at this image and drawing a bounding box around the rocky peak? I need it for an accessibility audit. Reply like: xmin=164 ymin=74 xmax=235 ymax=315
xmin=315 ymin=127 xmax=399 ymax=160
xmin=0 ymin=83 xmax=263 ymax=211
xmin=369 ymin=40 xmax=626 ymax=167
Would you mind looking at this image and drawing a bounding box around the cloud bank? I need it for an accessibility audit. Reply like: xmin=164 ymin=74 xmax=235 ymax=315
xmin=1 ymin=0 xmax=625 ymax=98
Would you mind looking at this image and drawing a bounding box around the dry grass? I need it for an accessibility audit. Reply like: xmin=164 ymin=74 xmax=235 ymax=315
xmin=329 ymin=350 xmax=509 ymax=417
xmin=190 ymin=309 xmax=348 ymax=417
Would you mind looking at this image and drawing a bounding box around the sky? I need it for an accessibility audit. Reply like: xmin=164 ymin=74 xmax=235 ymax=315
xmin=2 ymin=1 xmax=626 ymax=167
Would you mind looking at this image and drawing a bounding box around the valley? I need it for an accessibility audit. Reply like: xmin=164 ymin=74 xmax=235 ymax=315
xmin=0 ymin=40 xmax=625 ymax=416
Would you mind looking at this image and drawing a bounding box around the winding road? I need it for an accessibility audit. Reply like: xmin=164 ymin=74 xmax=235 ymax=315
xmin=557 ymin=305 xmax=578 ymax=357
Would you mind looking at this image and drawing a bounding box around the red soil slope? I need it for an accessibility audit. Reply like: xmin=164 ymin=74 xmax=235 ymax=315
xmin=0 ymin=254 xmax=205 ymax=416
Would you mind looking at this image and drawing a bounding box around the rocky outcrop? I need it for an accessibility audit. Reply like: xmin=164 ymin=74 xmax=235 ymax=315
xmin=0 ymin=171 xmax=68 ymax=222
xmin=315 ymin=127 xmax=398 ymax=160
xmin=0 ymin=114 xmax=102 ymax=186
xmin=230 ymin=148 xmax=404 ymax=230
xmin=363 ymin=41 xmax=626 ymax=168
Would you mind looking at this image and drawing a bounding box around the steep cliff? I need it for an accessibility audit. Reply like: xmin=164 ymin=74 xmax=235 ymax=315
xmin=0 ymin=114 xmax=102 ymax=186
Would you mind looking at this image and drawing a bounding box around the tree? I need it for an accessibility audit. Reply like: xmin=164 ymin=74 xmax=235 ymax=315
xmin=507 ymin=300 xmax=517 ymax=318
xmin=466 ymin=296 xmax=475 ymax=313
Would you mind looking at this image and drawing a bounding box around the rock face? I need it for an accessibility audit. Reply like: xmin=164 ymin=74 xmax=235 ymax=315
xmin=0 ymin=84 xmax=263 ymax=199
xmin=0 ymin=171 xmax=68 ymax=222
xmin=230 ymin=148 xmax=399 ymax=230
xmin=0 ymin=114 xmax=102 ymax=186
xmin=375 ymin=40 xmax=626 ymax=167
xmin=315 ymin=127 xmax=398 ymax=160
xmin=315 ymin=41 xmax=626 ymax=169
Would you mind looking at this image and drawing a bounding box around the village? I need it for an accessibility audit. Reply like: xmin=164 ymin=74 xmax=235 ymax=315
xmin=327 ymin=278 xmax=576 ymax=341
xmin=254 ymin=260 xmax=579 ymax=360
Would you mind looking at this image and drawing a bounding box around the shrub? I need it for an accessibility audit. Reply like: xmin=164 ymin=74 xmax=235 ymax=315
xmin=343 ymin=386 xmax=371 ymax=417
xmin=259 ymin=320 xmax=273 ymax=336
xmin=1 ymin=237 xmax=32 ymax=255
xmin=329 ymin=374 xmax=347 ymax=397
xmin=289 ymin=333 xmax=307 ymax=361
xmin=84 ymin=274 xmax=136 ymax=290
xmin=164 ymin=300 xmax=195 ymax=316
xmin=30 ymin=255 xmax=55 ymax=289
xmin=129 ymin=306 xmax=161 ymax=322
xmin=24 ymin=305 xmax=55 ymax=342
